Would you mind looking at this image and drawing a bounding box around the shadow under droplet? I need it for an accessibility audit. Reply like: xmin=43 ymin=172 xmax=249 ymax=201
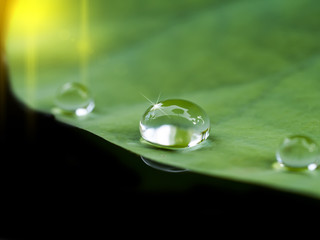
xmin=140 ymin=156 xmax=188 ymax=173
xmin=272 ymin=161 xmax=318 ymax=173
xmin=51 ymin=102 xmax=94 ymax=119
xmin=139 ymin=137 xmax=212 ymax=152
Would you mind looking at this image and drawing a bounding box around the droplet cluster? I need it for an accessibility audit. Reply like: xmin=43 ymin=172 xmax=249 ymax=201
xmin=54 ymin=84 xmax=320 ymax=172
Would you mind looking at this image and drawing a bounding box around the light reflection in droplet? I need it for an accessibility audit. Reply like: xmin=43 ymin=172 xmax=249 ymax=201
xmin=139 ymin=99 xmax=210 ymax=149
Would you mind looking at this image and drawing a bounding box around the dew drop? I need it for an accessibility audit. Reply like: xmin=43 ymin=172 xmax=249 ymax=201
xmin=139 ymin=99 xmax=210 ymax=149
xmin=54 ymin=82 xmax=95 ymax=116
xmin=276 ymin=135 xmax=320 ymax=171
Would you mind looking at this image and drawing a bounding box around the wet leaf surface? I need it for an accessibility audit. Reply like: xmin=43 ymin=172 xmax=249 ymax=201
xmin=7 ymin=0 xmax=320 ymax=197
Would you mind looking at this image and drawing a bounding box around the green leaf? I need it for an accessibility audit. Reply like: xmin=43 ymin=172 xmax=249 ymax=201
xmin=6 ymin=0 xmax=320 ymax=197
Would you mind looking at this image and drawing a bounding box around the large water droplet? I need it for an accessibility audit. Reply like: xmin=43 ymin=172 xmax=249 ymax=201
xmin=139 ymin=99 xmax=210 ymax=149
xmin=276 ymin=135 xmax=319 ymax=171
xmin=54 ymin=82 xmax=95 ymax=116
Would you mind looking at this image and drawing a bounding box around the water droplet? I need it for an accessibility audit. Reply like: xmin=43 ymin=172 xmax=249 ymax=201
xmin=276 ymin=135 xmax=320 ymax=171
xmin=54 ymin=82 xmax=95 ymax=116
xmin=139 ymin=99 xmax=210 ymax=149
xmin=141 ymin=156 xmax=187 ymax=173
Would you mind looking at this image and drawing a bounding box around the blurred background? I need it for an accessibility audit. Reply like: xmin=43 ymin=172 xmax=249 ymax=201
xmin=1 ymin=0 xmax=320 ymax=238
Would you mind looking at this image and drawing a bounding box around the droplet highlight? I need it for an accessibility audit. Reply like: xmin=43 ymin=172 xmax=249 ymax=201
xmin=139 ymin=99 xmax=210 ymax=149
xmin=54 ymin=82 xmax=94 ymax=116
xmin=276 ymin=135 xmax=320 ymax=171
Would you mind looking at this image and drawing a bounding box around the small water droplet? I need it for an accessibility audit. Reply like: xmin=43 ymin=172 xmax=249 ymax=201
xmin=139 ymin=99 xmax=210 ymax=149
xmin=54 ymin=82 xmax=95 ymax=116
xmin=276 ymin=135 xmax=320 ymax=171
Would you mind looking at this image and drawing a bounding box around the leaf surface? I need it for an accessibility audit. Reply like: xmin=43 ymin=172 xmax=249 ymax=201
xmin=7 ymin=0 xmax=320 ymax=197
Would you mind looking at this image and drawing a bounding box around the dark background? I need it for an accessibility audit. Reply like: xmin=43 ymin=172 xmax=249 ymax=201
xmin=1 ymin=1 xmax=320 ymax=238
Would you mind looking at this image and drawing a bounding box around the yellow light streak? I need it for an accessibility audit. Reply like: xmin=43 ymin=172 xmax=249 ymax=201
xmin=8 ymin=0 xmax=91 ymax=95
xmin=79 ymin=0 xmax=91 ymax=85
xmin=25 ymin=32 xmax=36 ymax=106
xmin=10 ymin=0 xmax=57 ymax=105
xmin=7 ymin=0 xmax=73 ymax=134
xmin=10 ymin=0 xmax=55 ymax=36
